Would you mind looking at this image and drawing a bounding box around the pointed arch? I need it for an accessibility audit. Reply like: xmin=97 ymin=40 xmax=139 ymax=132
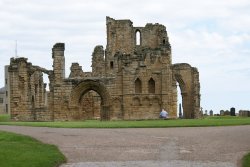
xmin=132 ymin=96 xmax=141 ymax=106
xmin=135 ymin=30 xmax=141 ymax=45
xmin=148 ymin=78 xmax=155 ymax=94
xmin=172 ymin=63 xmax=201 ymax=119
xmin=69 ymin=79 xmax=111 ymax=120
xmin=135 ymin=78 xmax=142 ymax=93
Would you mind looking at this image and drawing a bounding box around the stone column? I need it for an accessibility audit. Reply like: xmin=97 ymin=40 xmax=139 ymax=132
xmin=101 ymin=105 xmax=110 ymax=121
xmin=52 ymin=43 xmax=65 ymax=84
xmin=52 ymin=43 xmax=65 ymax=120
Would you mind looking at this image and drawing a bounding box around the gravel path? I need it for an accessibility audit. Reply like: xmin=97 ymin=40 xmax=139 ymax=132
xmin=0 ymin=125 xmax=249 ymax=167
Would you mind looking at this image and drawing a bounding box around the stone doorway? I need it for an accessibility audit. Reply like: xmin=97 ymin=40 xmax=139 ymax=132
xmin=69 ymin=80 xmax=111 ymax=120
xmin=79 ymin=90 xmax=101 ymax=120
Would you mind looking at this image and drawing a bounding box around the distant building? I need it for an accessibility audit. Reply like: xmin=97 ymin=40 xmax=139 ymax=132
xmin=0 ymin=87 xmax=5 ymax=113
xmin=4 ymin=65 xmax=10 ymax=114
xmin=0 ymin=65 xmax=10 ymax=114
xmin=209 ymin=110 xmax=213 ymax=116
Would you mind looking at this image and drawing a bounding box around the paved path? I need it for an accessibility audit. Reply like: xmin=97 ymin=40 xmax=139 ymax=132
xmin=0 ymin=125 xmax=250 ymax=167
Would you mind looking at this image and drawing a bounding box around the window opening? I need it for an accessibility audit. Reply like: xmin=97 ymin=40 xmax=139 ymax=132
xmin=136 ymin=31 xmax=141 ymax=45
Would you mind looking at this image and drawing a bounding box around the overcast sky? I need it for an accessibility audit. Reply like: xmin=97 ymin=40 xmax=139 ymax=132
xmin=0 ymin=0 xmax=250 ymax=113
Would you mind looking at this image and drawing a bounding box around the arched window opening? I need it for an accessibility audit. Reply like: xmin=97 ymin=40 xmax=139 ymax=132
xmin=177 ymin=82 xmax=183 ymax=118
xmin=148 ymin=78 xmax=155 ymax=93
xmin=163 ymin=39 xmax=166 ymax=44
xmin=135 ymin=78 xmax=142 ymax=93
xmin=136 ymin=30 xmax=141 ymax=45
xmin=110 ymin=61 xmax=114 ymax=69
xmin=35 ymin=84 xmax=38 ymax=94
xmin=31 ymin=96 xmax=35 ymax=108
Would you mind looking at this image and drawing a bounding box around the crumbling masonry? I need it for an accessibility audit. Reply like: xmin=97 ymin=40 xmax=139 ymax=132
xmin=8 ymin=17 xmax=201 ymax=121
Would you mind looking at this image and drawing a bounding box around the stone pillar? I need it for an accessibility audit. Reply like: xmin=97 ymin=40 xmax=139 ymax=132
xmin=101 ymin=105 xmax=110 ymax=121
xmin=52 ymin=43 xmax=65 ymax=120
xmin=92 ymin=46 xmax=105 ymax=77
xmin=192 ymin=67 xmax=201 ymax=118
xmin=52 ymin=43 xmax=65 ymax=84
xmin=8 ymin=58 xmax=32 ymax=120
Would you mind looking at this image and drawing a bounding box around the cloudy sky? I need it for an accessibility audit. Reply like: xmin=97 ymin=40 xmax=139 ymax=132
xmin=0 ymin=0 xmax=250 ymax=113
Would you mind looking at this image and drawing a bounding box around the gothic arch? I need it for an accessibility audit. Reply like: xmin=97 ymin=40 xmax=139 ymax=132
xmin=69 ymin=79 xmax=111 ymax=120
xmin=132 ymin=96 xmax=141 ymax=106
xmin=148 ymin=77 xmax=155 ymax=94
xmin=135 ymin=29 xmax=142 ymax=45
xmin=172 ymin=63 xmax=201 ymax=119
xmin=135 ymin=78 xmax=142 ymax=93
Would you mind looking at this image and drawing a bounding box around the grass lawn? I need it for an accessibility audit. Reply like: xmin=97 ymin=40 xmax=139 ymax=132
xmin=243 ymin=152 xmax=250 ymax=167
xmin=0 ymin=114 xmax=250 ymax=128
xmin=0 ymin=130 xmax=66 ymax=167
xmin=0 ymin=114 xmax=10 ymax=122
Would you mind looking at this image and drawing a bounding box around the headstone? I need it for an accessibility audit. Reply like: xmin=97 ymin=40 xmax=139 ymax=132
xmin=224 ymin=110 xmax=230 ymax=116
xmin=200 ymin=107 xmax=203 ymax=116
xmin=205 ymin=110 xmax=208 ymax=116
xmin=220 ymin=110 xmax=224 ymax=116
xmin=230 ymin=107 xmax=236 ymax=116
xmin=209 ymin=110 xmax=213 ymax=116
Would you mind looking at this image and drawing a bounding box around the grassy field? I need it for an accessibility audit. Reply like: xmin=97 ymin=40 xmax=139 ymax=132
xmin=0 ymin=114 xmax=10 ymax=122
xmin=0 ymin=114 xmax=250 ymax=128
xmin=0 ymin=130 xmax=66 ymax=167
xmin=243 ymin=152 xmax=250 ymax=167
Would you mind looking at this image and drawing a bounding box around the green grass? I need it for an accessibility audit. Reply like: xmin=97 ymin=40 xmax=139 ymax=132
xmin=0 ymin=131 xmax=66 ymax=167
xmin=243 ymin=152 xmax=250 ymax=167
xmin=0 ymin=114 xmax=250 ymax=128
xmin=0 ymin=114 xmax=10 ymax=122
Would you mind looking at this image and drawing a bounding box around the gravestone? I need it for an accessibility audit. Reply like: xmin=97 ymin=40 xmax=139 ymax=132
xmin=220 ymin=110 xmax=224 ymax=116
xmin=230 ymin=107 xmax=236 ymax=116
xmin=209 ymin=110 xmax=213 ymax=116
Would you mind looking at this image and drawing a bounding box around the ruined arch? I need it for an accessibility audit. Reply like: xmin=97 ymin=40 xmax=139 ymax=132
xmin=172 ymin=63 xmax=201 ymax=119
xmin=69 ymin=79 xmax=111 ymax=120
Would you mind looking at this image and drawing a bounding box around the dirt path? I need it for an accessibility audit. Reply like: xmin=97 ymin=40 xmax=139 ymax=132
xmin=0 ymin=125 xmax=249 ymax=167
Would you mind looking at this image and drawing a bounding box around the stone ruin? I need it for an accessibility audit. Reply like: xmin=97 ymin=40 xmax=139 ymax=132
xmin=8 ymin=17 xmax=201 ymax=121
